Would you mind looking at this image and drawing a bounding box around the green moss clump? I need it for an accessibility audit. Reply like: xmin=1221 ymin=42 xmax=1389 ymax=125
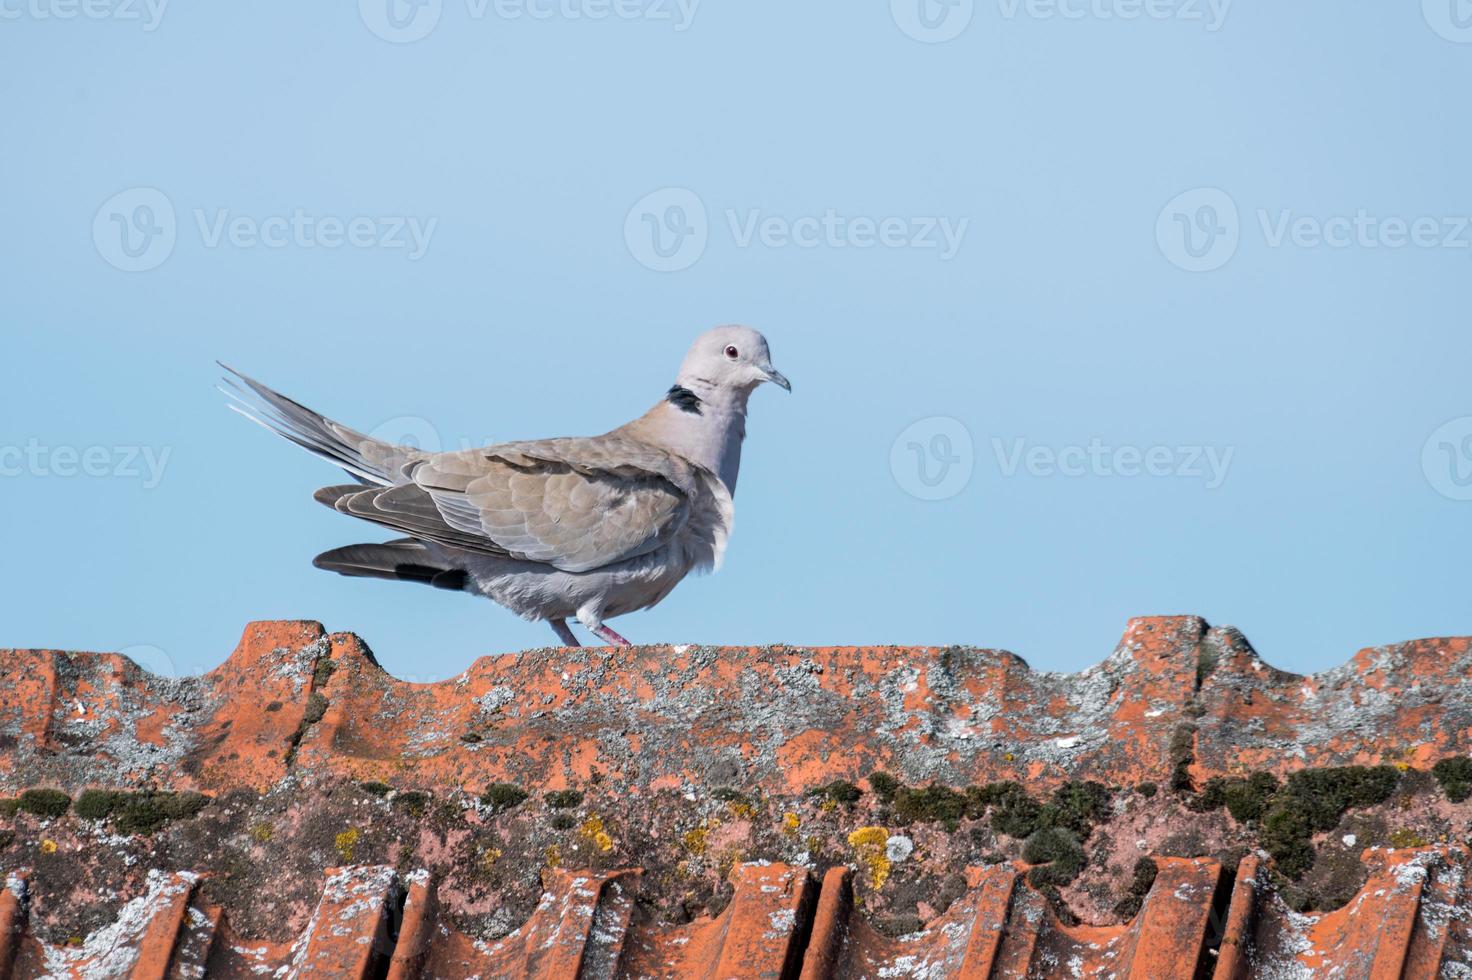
xmin=1432 ymin=757 xmax=1472 ymax=803
xmin=891 ymin=785 xmax=967 ymax=828
xmin=0 ymin=799 xmax=18 ymax=818
xmin=392 ymin=791 xmax=431 ymax=817
xmin=1169 ymin=725 xmax=1197 ymax=793
xmin=460 ymin=732 xmax=483 ymax=743
xmin=1260 ymin=802 xmax=1315 ymax=878
xmin=74 ymin=790 xmax=125 ymax=820
xmin=967 ymin=780 xmax=1110 ymax=841
xmin=1038 ymin=781 xmax=1111 ymax=835
xmin=973 ymin=782 xmax=1043 ymax=839
xmin=18 ymin=789 xmax=71 ymax=818
xmin=359 ymin=781 xmax=392 ymax=798
xmin=1193 ymin=772 xmax=1280 ymax=823
xmin=312 ymin=657 xmax=337 ymax=689
xmin=1023 ymin=825 xmax=1086 ymax=887
xmin=1136 ymin=782 xmax=1158 ymax=798
xmin=0 ymin=830 xmax=12 ymax=850
xmin=302 ymin=693 xmax=329 ymax=726
xmin=545 ymin=789 xmax=584 ymax=810
xmin=550 ymin=814 xmax=577 ymax=830
xmin=1112 ymin=857 xmax=1159 ymax=919
xmin=481 ymin=783 xmax=528 ymax=812
xmin=1195 ymin=765 xmax=1400 ymax=880
xmin=868 ymin=771 xmax=901 ymax=804
xmin=809 ymin=781 xmax=862 ymax=806
xmin=1284 ymin=766 xmax=1400 ymax=832
xmin=1225 ymin=772 xmax=1280 ymax=822
xmin=1195 ymin=637 xmax=1221 ymax=686
xmin=1128 ymin=856 xmax=1158 ymax=894
xmin=113 ymin=792 xmax=210 ymax=835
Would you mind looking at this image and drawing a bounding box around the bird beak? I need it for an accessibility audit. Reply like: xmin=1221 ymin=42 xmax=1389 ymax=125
xmin=761 ymin=366 xmax=792 ymax=392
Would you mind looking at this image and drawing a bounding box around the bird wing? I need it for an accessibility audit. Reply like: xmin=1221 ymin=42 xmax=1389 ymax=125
xmin=320 ymin=437 xmax=697 ymax=574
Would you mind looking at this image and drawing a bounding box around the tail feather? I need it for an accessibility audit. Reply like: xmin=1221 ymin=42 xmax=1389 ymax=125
xmin=219 ymin=364 xmax=423 ymax=486
xmin=313 ymin=539 xmax=468 ymax=592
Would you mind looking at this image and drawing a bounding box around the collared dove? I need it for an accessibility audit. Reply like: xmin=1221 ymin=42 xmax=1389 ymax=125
xmin=220 ymin=325 xmax=790 ymax=648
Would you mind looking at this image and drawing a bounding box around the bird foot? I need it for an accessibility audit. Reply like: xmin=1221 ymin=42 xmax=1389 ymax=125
xmin=592 ymin=624 xmax=632 ymax=648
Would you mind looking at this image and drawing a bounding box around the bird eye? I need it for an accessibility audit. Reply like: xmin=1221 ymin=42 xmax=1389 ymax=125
xmin=724 ymin=345 xmax=739 ymax=359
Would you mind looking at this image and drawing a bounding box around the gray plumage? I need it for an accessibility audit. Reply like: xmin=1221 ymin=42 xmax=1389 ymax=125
xmin=220 ymin=325 xmax=790 ymax=647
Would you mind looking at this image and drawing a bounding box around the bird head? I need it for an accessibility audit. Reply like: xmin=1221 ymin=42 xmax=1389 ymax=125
xmin=676 ymin=325 xmax=791 ymax=396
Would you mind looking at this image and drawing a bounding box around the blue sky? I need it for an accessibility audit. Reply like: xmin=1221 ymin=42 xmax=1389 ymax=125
xmin=3 ymin=1 xmax=1469 ymax=681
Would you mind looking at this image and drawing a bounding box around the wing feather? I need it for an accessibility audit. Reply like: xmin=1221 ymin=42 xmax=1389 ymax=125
xmin=317 ymin=437 xmax=695 ymax=573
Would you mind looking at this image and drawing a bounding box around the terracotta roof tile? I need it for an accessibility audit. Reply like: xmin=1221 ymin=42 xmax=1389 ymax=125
xmin=2 ymin=617 xmax=1471 ymax=978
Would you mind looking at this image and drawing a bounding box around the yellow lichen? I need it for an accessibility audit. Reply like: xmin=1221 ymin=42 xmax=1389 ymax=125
xmin=726 ymin=800 xmax=757 ymax=821
xmin=847 ymin=826 xmax=892 ymax=889
xmin=1389 ymin=828 xmax=1429 ymax=848
xmin=545 ymin=844 xmax=563 ymax=868
xmin=819 ymin=799 xmax=837 ymax=813
xmin=250 ymin=823 xmax=273 ymax=844
xmin=782 ymin=812 xmax=801 ymax=836
xmin=480 ymin=846 xmax=503 ymax=872
xmin=40 ymin=839 xmax=57 ymax=855
xmin=579 ymin=815 xmax=614 ymax=853
xmin=682 ymin=820 xmax=714 ymax=856
xmin=335 ymin=828 xmax=360 ymax=863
